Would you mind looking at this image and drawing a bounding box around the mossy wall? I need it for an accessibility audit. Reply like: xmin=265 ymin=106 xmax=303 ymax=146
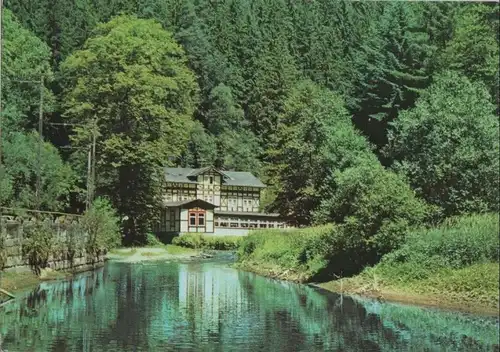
xmin=1 ymin=218 xmax=105 ymax=274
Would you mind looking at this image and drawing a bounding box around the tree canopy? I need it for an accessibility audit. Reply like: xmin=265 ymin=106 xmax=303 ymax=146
xmin=60 ymin=15 xmax=199 ymax=244
xmin=385 ymin=71 xmax=499 ymax=218
xmin=2 ymin=1 xmax=498 ymax=243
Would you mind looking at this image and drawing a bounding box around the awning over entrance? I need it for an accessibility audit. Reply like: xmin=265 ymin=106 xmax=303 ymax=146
xmin=163 ymin=198 xmax=217 ymax=210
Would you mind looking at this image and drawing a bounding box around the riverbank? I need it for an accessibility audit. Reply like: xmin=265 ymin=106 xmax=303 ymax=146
xmin=316 ymin=262 xmax=499 ymax=316
xmin=0 ymin=267 xmax=83 ymax=302
xmin=0 ymin=245 xmax=214 ymax=303
xmin=236 ymin=213 xmax=499 ymax=316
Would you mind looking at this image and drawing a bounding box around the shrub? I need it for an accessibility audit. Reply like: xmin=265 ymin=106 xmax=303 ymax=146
xmin=81 ymin=198 xmax=121 ymax=258
xmin=315 ymin=162 xmax=431 ymax=266
xmin=23 ymin=220 xmax=56 ymax=274
xmin=146 ymin=232 xmax=164 ymax=247
xmin=173 ymin=234 xmax=244 ymax=251
xmin=377 ymin=213 xmax=499 ymax=281
xmin=66 ymin=221 xmax=86 ymax=262
xmin=237 ymin=225 xmax=337 ymax=281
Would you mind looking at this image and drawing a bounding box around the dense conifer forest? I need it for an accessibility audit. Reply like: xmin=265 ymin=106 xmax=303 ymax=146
xmin=0 ymin=1 xmax=498 ymax=244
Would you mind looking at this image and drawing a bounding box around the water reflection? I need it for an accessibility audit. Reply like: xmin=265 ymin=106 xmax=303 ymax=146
xmin=0 ymin=261 xmax=498 ymax=351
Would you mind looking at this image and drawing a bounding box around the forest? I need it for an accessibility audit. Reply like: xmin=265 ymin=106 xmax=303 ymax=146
xmin=0 ymin=0 xmax=498 ymax=245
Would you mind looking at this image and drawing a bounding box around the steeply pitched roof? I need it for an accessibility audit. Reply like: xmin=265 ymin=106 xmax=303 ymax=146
xmin=164 ymin=167 xmax=266 ymax=188
xmin=163 ymin=198 xmax=217 ymax=209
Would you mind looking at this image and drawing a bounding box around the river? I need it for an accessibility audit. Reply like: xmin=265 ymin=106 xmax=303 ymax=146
xmin=0 ymin=258 xmax=498 ymax=352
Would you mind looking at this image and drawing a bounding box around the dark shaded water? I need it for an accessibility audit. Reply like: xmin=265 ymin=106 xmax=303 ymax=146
xmin=0 ymin=259 xmax=498 ymax=352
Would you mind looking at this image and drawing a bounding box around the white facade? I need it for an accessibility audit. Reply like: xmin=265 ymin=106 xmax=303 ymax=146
xmin=154 ymin=167 xmax=289 ymax=235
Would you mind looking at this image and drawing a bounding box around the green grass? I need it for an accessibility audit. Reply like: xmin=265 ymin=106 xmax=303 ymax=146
xmin=0 ymin=271 xmax=41 ymax=295
xmin=322 ymin=213 xmax=500 ymax=311
xmin=165 ymin=244 xmax=199 ymax=255
xmin=172 ymin=233 xmax=244 ymax=250
xmin=108 ymin=248 xmax=138 ymax=256
xmin=237 ymin=225 xmax=336 ymax=282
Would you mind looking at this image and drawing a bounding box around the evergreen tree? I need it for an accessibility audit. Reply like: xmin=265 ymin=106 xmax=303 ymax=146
xmin=267 ymin=81 xmax=374 ymax=225
xmin=439 ymin=4 xmax=499 ymax=109
xmin=351 ymin=2 xmax=436 ymax=159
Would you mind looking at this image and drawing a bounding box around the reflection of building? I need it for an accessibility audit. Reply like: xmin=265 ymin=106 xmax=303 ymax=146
xmin=154 ymin=166 xmax=290 ymax=236
xmin=177 ymin=263 xmax=251 ymax=336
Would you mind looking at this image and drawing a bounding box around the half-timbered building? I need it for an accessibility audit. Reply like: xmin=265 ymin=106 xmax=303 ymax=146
xmin=154 ymin=166 xmax=289 ymax=236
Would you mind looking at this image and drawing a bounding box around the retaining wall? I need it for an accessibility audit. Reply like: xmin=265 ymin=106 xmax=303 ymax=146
xmin=1 ymin=218 xmax=104 ymax=274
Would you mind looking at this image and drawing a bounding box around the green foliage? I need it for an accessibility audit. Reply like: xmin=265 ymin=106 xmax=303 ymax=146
xmin=358 ymin=213 xmax=500 ymax=308
xmin=439 ymin=4 xmax=499 ymax=106
xmin=385 ymin=71 xmax=499 ymax=218
xmin=0 ymin=8 xmax=55 ymax=132
xmin=172 ymin=234 xmax=243 ymax=251
xmin=81 ymin=198 xmax=121 ymax=257
xmin=23 ymin=221 xmax=56 ymax=275
xmin=266 ymin=80 xmax=375 ymax=225
xmin=315 ymin=162 xmax=430 ymax=260
xmin=237 ymin=225 xmax=337 ymax=282
xmin=65 ymin=221 xmax=86 ymax=262
xmin=146 ymin=232 xmax=164 ymax=247
xmin=60 ymin=15 xmax=199 ymax=244
xmin=351 ymin=2 xmax=436 ymax=151
xmin=1 ymin=131 xmax=76 ymax=211
xmin=379 ymin=213 xmax=499 ymax=280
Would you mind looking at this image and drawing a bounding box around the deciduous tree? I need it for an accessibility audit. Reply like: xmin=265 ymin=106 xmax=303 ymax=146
xmin=385 ymin=71 xmax=499 ymax=218
xmin=60 ymin=15 xmax=199 ymax=244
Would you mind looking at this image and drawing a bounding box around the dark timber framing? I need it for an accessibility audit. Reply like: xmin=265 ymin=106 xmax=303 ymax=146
xmin=159 ymin=167 xmax=290 ymax=233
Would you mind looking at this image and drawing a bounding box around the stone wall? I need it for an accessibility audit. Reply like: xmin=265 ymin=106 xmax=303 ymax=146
xmin=1 ymin=217 xmax=105 ymax=274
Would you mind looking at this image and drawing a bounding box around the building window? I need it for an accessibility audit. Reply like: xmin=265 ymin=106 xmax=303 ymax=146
xmin=230 ymin=223 xmax=238 ymax=228
xmin=189 ymin=213 xmax=197 ymax=226
xmin=170 ymin=210 xmax=175 ymax=230
xmin=189 ymin=210 xmax=206 ymax=227
xmin=210 ymin=176 xmax=213 ymax=184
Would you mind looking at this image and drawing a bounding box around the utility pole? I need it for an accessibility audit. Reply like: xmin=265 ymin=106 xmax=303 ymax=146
xmin=49 ymin=122 xmax=97 ymax=211
xmin=90 ymin=119 xmax=97 ymax=207
xmin=0 ymin=0 xmax=4 ymax=232
xmin=86 ymin=145 xmax=91 ymax=210
xmin=35 ymin=76 xmax=44 ymax=211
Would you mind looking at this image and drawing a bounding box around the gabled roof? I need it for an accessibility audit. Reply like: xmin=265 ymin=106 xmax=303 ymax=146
xmin=164 ymin=167 xmax=266 ymax=188
xmin=163 ymin=198 xmax=217 ymax=209
xmin=186 ymin=166 xmax=230 ymax=178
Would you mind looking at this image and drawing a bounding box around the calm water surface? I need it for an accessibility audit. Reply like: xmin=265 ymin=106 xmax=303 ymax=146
xmin=0 ymin=259 xmax=498 ymax=352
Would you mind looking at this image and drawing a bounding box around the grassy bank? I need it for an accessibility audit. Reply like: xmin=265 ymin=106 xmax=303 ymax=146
xmin=321 ymin=214 xmax=499 ymax=313
xmin=172 ymin=233 xmax=244 ymax=251
xmin=237 ymin=213 xmax=499 ymax=313
xmin=0 ymin=268 xmax=74 ymax=302
xmin=236 ymin=225 xmax=335 ymax=282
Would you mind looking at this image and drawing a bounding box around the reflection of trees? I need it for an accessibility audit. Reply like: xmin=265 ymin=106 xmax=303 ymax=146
xmin=0 ymin=262 xmax=497 ymax=352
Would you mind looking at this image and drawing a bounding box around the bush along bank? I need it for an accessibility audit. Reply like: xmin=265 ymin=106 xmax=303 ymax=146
xmin=236 ymin=213 xmax=499 ymax=313
xmin=320 ymin=213 xmax=499 ymax=313
xmin=0 ymin=198 xmax=121 ymax=296
xmin=172 ymin=234 xmax=244 ymax=251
